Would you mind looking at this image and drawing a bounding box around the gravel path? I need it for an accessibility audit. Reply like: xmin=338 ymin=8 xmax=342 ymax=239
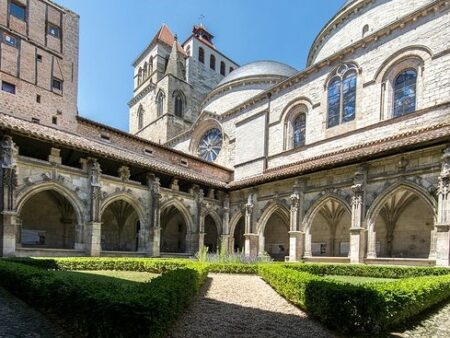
xmin=0 ymin=287 xmax=68 ymax=338
xmin=392 ymin=301 xmax=450 ymax=338
xmin=168 ymin=273 xmax=334 ymax=338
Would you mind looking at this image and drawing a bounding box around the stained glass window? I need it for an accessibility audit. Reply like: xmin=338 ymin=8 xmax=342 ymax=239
xmin=293 ymin=114 xmax=306 ymax=148
xmin=393 ymin=69 xmax=417 ymax=118
xmin=198 ymin=128 xmax=222 ymax=162
xmin=342 ymin=71 xmax=356 ymax=122
xmin=327 ymin=77 xmax=341 ymax=128
xmin=327 ymin=64 xmax=357 ymax=128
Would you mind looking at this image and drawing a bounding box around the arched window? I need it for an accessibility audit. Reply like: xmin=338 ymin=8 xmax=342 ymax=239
xmin=137 ymin=67 xmax=143 ymax=86
xmin=229 ymin=67 xmax=234 ymax=73
xmin=393 ymin=69 xmax=417 ymax=118
xmin=137 ymin=105 xmax=144 ymax=130
xmin=220 ymin=61 xmax=226 ymax=76
xmin=143 ymin=62 xmax=148 ymax=79
xmin=293 ymin=114 xmax=306 ymax=148
xmin=156 ymin=91 xmax=165 ymax=117
xmin=199 ymin=47 xmax=205 ymax=64
xmin=284 ymin=104 xmax=308 ymax=150
xmin=149 ymin=56 xmax=153 ymax=75
xmin=174 ymin=91 xmax=184 ymax=117
xmin=210 ymin=54 xmax=216 ymax=70
xmin=327 ymin=63 xmax=357 ymax=128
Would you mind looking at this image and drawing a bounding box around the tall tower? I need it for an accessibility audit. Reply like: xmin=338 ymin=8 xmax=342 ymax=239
xmin=128 ymin=24 xmax=239 ymax=144
xmin=128 ymin=25 xmax=192 ymax=144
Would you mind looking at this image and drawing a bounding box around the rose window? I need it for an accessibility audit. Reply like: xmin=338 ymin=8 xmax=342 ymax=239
xmin=197 ymin=128 xmax=222 ymax=162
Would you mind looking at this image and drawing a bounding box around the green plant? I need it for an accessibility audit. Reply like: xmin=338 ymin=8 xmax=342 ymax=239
xmin=195 ymin=246 xmax=209 ymax=262
xmin=259 ymin=264 xmax=450 ymax=333
xmin=0 ymin=259 xmax=207 ymax=338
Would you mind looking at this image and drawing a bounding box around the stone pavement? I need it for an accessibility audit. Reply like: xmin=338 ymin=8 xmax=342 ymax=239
xmin=0 ymin=287 xmax=68 ymax=338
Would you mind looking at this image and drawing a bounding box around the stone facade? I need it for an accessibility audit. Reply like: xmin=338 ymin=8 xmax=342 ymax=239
xmin=1 ymin=0 xmax=450 ymax=267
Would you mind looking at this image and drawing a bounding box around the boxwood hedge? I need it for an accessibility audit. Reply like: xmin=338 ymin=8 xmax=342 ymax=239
xmin=0 ymin=259 xmax=208 ymax=338
xmin=4 ymin=258 xmax=450 ymax=334
xmin=259 ymin=264 xmax=450 ymax=333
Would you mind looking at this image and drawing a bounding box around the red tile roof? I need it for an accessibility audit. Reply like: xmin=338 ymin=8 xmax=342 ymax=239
xmin=152 ymin=24 xmax=187 ymax=55
xmin=228 ymin=121 xmax=450 ymax=189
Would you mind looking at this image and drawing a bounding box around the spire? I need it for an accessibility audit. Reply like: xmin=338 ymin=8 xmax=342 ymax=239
xmin=165 ymin=34 xmax=184 ymax=80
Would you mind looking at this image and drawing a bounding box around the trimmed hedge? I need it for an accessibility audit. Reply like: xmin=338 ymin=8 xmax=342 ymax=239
xmin=8 ymin=257 xmax=261 ymax=275
xmin=284 ymin=262 xmax=450 ymax=278
xmin=259 ymin=264 xmax=450 ymax=333
xmin=0 ymin=259 xmax=207 ymax=338
xmin=6 ymin=258 xmax=450 ymax=334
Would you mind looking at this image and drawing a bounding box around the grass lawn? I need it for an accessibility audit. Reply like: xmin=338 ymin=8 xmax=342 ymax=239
xmin=76 ymin=270 xmax=159 ymax=282
xmin=324 ymin=275 xmax=397 ymax=284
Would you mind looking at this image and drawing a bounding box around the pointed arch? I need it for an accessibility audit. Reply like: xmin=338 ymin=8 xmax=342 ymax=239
xmin=156 ymin=90 xmax=165 ymax=117
xmin=100 ymin=192 xmax=146 ymax=225
xmin=229 ymin=210 xmax=243 ymax=238
xmin=160 ymin=198 xmax=193 ymax=233
xmin=203 ymin=209 xmax=222 ymax=236
xmin=366 ymin=181 xmax=436 ymax=228
xmin=256 ymin=202 xmax=290 ymax=235
xmin=366 ymin=181 xmax=436 ymax=259
xmin=16 ymin=181 xmax=85 ymax=225
xmin=172 ymin=90 xmax=186 ymax=118
xmin=303 ymin=194 xmax=351 ymax=233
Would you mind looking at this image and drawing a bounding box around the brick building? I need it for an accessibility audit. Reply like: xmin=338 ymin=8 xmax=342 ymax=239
xmin=1 ymin=0 xmax=450 ymax=267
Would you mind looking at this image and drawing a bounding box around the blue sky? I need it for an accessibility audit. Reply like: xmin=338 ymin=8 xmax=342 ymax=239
xmin=56 ymin=0 xmax=344 ymax=131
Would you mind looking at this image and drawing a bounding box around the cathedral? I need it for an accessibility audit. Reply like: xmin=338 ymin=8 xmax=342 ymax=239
xmin=1 ymin=0 xmax=450 ymax=266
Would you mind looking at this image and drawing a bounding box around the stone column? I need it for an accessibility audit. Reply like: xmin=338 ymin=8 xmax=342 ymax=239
xmin=435 ymin=148 xmax=450 ymax=267
xmin=1 ymin=135 xmax=18 ymax=257
xmin=220 ymin=195 xmax=230 ymax=254
xmin=349 ymin=167 xmax=367 ymax=264
xmin=85 ymin=158 xmax=102 ymax=256
xmin=366 ymin=221 xmax=377 ymax=259
xmin=244 ymin=193 xmax=258 ymax=257
xmin=191 ymin=186 xmax=205 ymax=254
xmin=147 ymin=174 xmax=161 ymax=257
xmin=289 ymin=181 xmax=306 ymax=261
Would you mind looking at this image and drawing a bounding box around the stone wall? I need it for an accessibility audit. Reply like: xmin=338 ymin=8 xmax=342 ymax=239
xmin=0 ymin=0 xmax=79 ymax=130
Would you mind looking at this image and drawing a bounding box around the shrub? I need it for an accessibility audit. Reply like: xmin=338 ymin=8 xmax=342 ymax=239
xmin=285 ymin=263 xmax=450 ymax=278
xmin=0 ymin=259 xmax=207 ymax=338
xmin=259 ymin=264 xmax=450 ymax=333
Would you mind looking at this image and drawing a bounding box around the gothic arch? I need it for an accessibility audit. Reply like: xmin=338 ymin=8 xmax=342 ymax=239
xmin=16 ymin=181 xmax=85 ymax=225
xmin=366 ymin=181 xmax=437 ymax=228
xmin=160 ymin=198 xmax=193 ymax=233
xmin=229 ymin=209 xmax=243 ymax=237
xmin=366 ymin=181 xmax=436 ymax=259
xmin=100 ymin=193 xmax=146 ymax=225
xmin=203 ymin=209 xmax=222 ymax=235
xmin=303 ymin=194 xmax=352 ymax=233
xmin=256 ymin=202 xmax=290 ymax=235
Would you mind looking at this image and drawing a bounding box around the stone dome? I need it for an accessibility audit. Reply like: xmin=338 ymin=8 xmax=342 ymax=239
xmin=217 ymin=60 xmax=297 ymax=87
xmin=341 ymin=0 xmax=357 ymax=9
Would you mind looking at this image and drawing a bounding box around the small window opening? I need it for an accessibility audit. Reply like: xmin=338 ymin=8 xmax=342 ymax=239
xmin=31 ymin=118 xmax=40 ymax=124
xmin=2 ymin=81 xmax=16 ymax=94
xmin=52 ymin=116 xmax=57 ymax=125
xmin=36 ymin=94 xmax=41 ymax=103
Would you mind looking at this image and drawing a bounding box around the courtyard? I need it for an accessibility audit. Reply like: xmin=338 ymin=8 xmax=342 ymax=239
xmin=1 ymin=257 xmax=450 ymax=337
